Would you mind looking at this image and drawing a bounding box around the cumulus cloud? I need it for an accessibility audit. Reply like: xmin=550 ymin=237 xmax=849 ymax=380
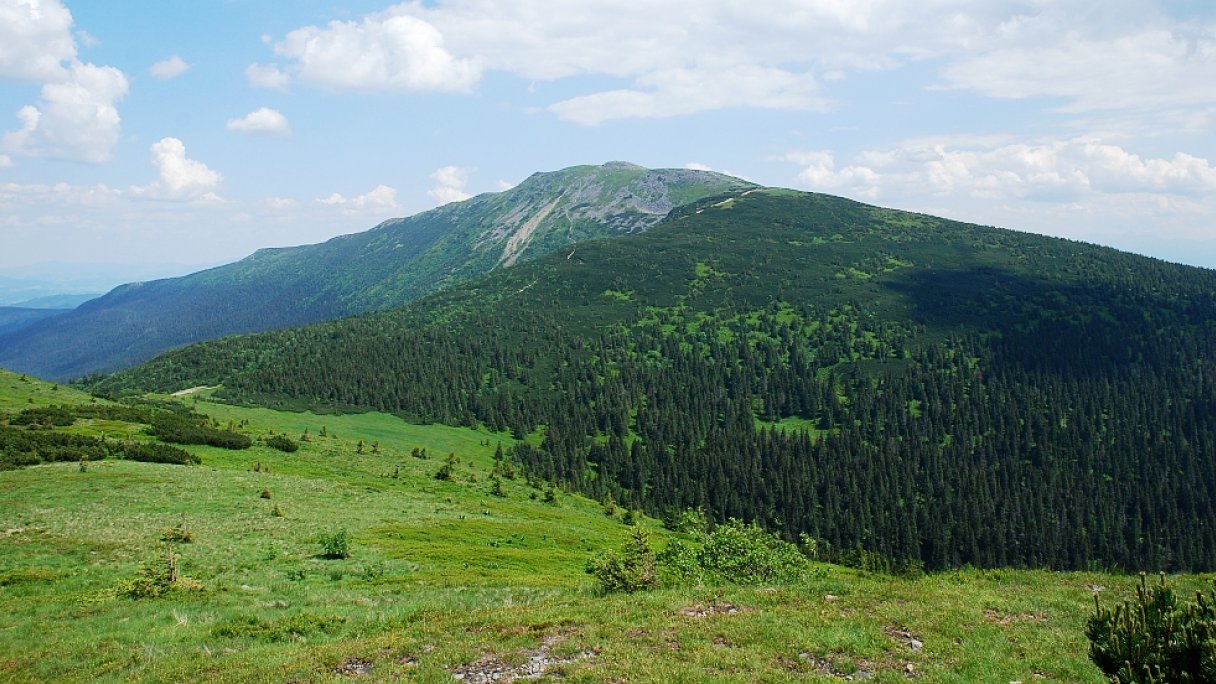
xmin=0 ymin=154 xmax=11 ymax=168
xmin=0 ymin=0 xmax=77 ymax=81
xmin=427 ymin=165 xmax=472 ymax=205
xmin=226 ymin=107 xmax=291 ymax=136
xmin=0 ymin=0 xmax=129 ymax=163
xmin=131 ymin=137 xmax=222 ymax=201
xmin=254 ymin=1 xmax=1216 ymax=128
xmin=789 ymin=138 xmax=1216 ymax=204
xmin=245 ymin=62 xmax=289 ymax=89
xmin=274 ymin=12 xmax=480 ymax=92
xmin=318 ymin=184 xmax=400 ymax=212
xmin=3 ymin=62 xmax=129 ymax=163
xmin=149 ymin=55 xmax=190 ymax=80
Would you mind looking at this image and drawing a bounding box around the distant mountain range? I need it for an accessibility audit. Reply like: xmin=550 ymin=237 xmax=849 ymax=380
xmin=0 ymin=163 xmax=751 ymax=380
xmin=96 ymin=186 xmax=1216 ymax=572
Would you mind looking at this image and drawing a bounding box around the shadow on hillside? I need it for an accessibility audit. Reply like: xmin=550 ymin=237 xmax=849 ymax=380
xmin=881 ymin=265 xmax=1204 ymax=375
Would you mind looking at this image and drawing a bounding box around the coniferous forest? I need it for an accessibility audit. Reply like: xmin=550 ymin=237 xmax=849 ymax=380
xmin=92 ymin=189 xmax=1216 ymax=572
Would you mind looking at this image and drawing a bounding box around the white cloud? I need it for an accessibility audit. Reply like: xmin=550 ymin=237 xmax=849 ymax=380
xmin=245 ymin=62 xmax=289 ymax=90
xmin=0 ymin=180 xmax=121 ymax=209
xmin=0 ymin=154 xmax=11 ymax=168
xmin=684 ymin=162 xmax=712 ymax=171
xmin=131 ymin=137 xmax=222 ymax=201
xmin=550 ymin=65 xmax=826 ymax=125
xmin=0 ymin=1 xmax=129 ymax=163
xmin=940 ymin=27 xmax=1216 ymax=114
xmin=262 ymin=196 xmax=297 ymax=209
xmin=274 ymin=12 xmax=480 ymax=92
xmin=427 ymin=165 xmax=472 ymax=205
xmin=789 ymin=138 xmax=1216 ymax=204
xmin=226 ymin=107 xmax=291 ymax=136
xmin=149 ymin=55 xmax=190 ymax=80
xmin=318 ymin=184 xmax=400 ymax=212
xmin=256 ymin=2 xmax=1216 ymax=128
xmin=0 ymin=0 xmax=77 ymax=81
xmin=3 ymin=62 xmax=129 ymax=163
xmin=785 ymin=137 xmax=1216 ymax=246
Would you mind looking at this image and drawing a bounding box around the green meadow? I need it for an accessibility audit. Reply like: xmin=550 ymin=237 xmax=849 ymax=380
xmin=0 ymin=370 xmax=1207 ymax=682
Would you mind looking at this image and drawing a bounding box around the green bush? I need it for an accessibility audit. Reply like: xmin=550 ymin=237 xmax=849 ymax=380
xmin=586 ymin=528 xmax=657 ymax=593
xmin=592 ymin=518 xmax=822 ymax=591
xmin=265 ymin=434 xmax=298 ymax=452
xmin=1087 ymin=573 xmax=1216 ymax=683
xmin=121 ymin=441 xmax=198 ymax=465
xmin=696 ymin=519 xmax=811 ymax=584
xmin=149 ymin=413 xmax=251 ymax=450
xmin=318 ymin=529 xmax=351 ymax=559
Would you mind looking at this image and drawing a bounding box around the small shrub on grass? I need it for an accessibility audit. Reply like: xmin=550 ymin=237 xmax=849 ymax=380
xmin=696 ymin=519 xmax=811 ymax=584
xmin=121 ymin=441 xmax=199 ymax=465
xmin=271 ymin=504 xmax=284 ymax=517
xmin=161 ymin=515 xmax=193 ymax=543
xmin=586 ymin=528 xmax=658 ymax=593
xmin=259 ymin=487 xmax=272 ymax=499
xmin=265 ymin=434 xmax=298 ymax=453
xmin=211 ymin=613 xmax=346 ymax=641
xmin=434 ymin=464 xmax=453 ymax=481
xmin=318 ymin=529 xmax=351 ymax=559
xmin=1087 ymin=572 xmax=1216 ymax=683
xmin=118 ymin=546 xmax=201 ymax=598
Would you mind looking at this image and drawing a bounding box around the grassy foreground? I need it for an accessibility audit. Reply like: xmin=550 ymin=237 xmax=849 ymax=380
xmin=0 ymin=371 xmax=1208 ymax=682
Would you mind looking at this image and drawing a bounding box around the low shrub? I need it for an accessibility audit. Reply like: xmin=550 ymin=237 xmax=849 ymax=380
xmin=1087 ymin=572 xmax=1216 ymax=683
xmin=586 ymin=529 xmax=658 ymax=593
xmin=265 ymin=434 xmax=298 ymax=453
xmin=318 ymin=529 xmax=351 ymax=559
xmin=121 ymin=442 xmax=198 ymax=465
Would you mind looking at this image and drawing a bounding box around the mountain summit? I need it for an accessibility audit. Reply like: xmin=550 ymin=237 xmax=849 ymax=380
xmin=0 ymin=163 xmax=752 ymax=380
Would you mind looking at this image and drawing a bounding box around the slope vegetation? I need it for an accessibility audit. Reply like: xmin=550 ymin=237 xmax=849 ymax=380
xmin=95 ymin=188 xmax=1216 ymax=573
xmin=0 ymin=163 xmax=750 ymax=380
xmin=1 ymin=368 xmax=1195 ymax=682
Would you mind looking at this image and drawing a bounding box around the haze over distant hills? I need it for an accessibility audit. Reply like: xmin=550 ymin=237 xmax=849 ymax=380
xmin=0 ymin=163 xmax=752 ymax=381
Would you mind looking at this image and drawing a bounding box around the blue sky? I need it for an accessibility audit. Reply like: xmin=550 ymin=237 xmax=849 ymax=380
xmin=2 ymin=0 xmax=1215 ymax=290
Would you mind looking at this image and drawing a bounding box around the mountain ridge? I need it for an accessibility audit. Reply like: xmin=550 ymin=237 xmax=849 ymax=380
xmin=0 ymin=163 xmax=752 ymax=380
xmin=95 ymin=187 xmax=1216 ymax=572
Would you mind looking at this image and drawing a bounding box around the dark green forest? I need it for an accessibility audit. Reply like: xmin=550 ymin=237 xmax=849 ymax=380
xmin=92 ymin=189 xmax=1216 ymax=572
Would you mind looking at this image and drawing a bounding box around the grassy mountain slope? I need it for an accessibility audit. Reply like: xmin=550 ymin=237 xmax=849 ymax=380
xmin=97 ymin=188 xmax=1216 ymax=573
xmin=1 ymin=369 xmax=1200 ymax=682
xmin=0 ymin=163 xmax=751 ymax=381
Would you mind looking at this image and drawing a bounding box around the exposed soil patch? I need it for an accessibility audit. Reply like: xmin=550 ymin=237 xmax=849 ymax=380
xmin=451 ymin=631 xmax=595 ymax=682
xmin=983 ymin=609 xmax=1047 ymax=627
xmin=677 ymin=602 xmax=746 ymax=618
xmin=335 ymin=657 xmax=374 ymax=676
xmin=885 ymin=626 xmax=924 ymax=651
xmin=797 ymin=653 xmax=875 ymax=680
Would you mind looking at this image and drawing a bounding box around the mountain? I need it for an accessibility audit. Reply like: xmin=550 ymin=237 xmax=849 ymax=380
xmin=0 ymin=163 xmax=752 ymax=381
xmin=9 ymin=293 xmax=99 ymax=309
xmin=0 ymin=307 xmax=66 ymax=337
xmin=95 ymin=187 xmax=1216 ymax=573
